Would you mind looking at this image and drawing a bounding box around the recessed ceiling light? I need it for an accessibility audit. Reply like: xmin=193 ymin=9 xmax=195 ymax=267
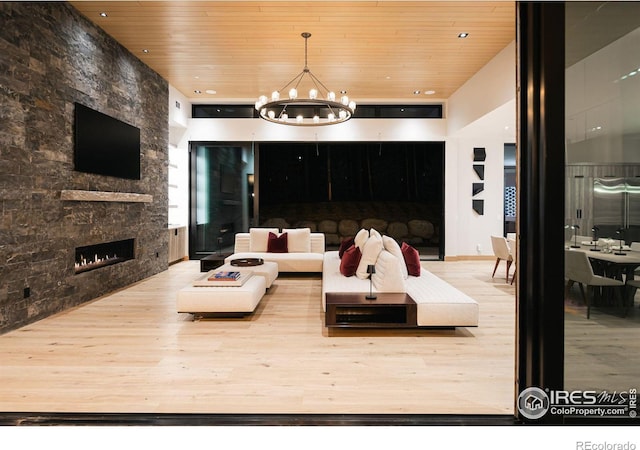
xmin=194 ymin=90 xmax=202 ymax=94
xmin=99 ymin=12 xmax=108 ymax=17
xmin=340 ymin=90 xmax=347 ymax=94
xmin=142 ymin=49 xmax=149 ymax=53
xmin=205 ymin=89 xmax=217 ymax=95
xmin=424 ymin=90 xmax=436 ymax=95
xmin=458 ymin=32 xmax=469 ymax=38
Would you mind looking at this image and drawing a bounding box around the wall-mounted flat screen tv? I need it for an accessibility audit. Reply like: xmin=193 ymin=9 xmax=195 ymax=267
xmin=74 ymin=102 xmax=141 ymax=180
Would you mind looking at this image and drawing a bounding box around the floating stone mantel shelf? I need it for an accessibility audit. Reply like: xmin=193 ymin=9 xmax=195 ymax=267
xmin=60 ymin=190 xmax=153 ymax=203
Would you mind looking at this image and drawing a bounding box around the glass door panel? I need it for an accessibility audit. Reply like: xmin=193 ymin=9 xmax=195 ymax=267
xmin=564 ymin=2 xmax=640 ymax=395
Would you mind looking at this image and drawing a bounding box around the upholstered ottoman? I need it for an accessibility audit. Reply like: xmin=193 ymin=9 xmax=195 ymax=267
xmin=177 ymin=274 xmax=267 ymax=315
xmin=215 ymin=261 xmax=278 ymax=288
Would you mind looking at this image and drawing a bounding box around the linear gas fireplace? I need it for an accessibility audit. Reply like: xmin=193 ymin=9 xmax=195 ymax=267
xmin=75 ymin=238 xmax=135 ymax=274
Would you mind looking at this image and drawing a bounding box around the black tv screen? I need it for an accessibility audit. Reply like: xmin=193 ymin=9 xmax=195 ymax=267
xmin=74 ymin=102 xmax=141 ymax=180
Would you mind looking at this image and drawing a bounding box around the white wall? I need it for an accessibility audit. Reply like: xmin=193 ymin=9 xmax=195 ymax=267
xmin=447 ymin=42 xmax=516 ymax=135
xmin=445 ymin=41 xmax=517 ymax=258
xmin=445 ymin=101 xmax=516 ymax=257
xmin=168 ymin=86 xmax=190 ymax=229
xmin=182 ymin=117 xmax=447 ymax=143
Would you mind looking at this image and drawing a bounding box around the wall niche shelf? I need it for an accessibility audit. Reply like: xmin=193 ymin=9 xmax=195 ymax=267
xmin=60 ymin=190 xmax=153 ymax=203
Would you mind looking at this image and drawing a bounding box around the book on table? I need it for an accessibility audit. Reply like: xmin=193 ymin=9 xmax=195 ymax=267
xmin=208 ymin=271 xmax=241 ymax=281
xmin=193 ymin=270 xmax=252 ymax=287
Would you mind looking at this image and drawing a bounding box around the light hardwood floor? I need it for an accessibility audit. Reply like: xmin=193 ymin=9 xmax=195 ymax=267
xmin=0 ymin=260 xmax=517 ymax=415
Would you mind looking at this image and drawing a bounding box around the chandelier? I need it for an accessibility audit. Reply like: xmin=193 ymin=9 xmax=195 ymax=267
xmin=255 ymin=32 xmax=356 ymax=126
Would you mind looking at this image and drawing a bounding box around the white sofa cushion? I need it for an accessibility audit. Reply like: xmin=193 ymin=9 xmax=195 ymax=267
xmin=356 ymin=231 xmax=383 ymax=279
xmin=249 ymin=228 xmax=279 ymax=252
xmin=382 ymin=235 xmax=408 ymax=279
xmin=354 ymin=228 xmax=369 ymax=249
xmin=372 ymin=249 xmax=406 ymax=292
xmin=282 ymin=228 xmax=311 ymax=253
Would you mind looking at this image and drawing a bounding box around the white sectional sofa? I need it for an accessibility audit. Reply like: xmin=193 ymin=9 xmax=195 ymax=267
xmin=224 ymin=228 xmax=325 ymax=273
xmin=321 ymin=231 xmax=479 ymax=328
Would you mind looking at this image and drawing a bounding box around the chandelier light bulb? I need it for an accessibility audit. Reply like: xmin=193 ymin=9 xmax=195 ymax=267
xmin=339 ymin=110 xmax=347 ymax=120
xmin=309 ymin=89 xmax=318 ymax=99
xmin=327 ymin=91 xmax=336 ymax=101
xmin=268 ymin=110 xmax=275 ymax=119
xmin=271 ymin=91 xmax=280 ymax=101
xmin=328 ymin=113 xmax=335 ymax=122
xmin=313 ymin=115 xmax=320 ymax=123
xmin=289 ymin=88 xmax=298 ymax=99
xmin=296 ymin=115 xmax=304 ymax=123
xmin=349 ymin=101 xmax=356 ymax=111
xmin=281 ymin=113 xmax=288 ymax=121
xmin=341 ymin=95 xmax=349 ymax=106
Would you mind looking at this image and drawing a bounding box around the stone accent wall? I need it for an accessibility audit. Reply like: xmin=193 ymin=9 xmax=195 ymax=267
xmin=0 ymin=3 xmax=169 ymax=333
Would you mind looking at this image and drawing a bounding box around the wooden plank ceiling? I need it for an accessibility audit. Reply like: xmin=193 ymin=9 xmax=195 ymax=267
xmin=70 ymin=1 xmax=515 ymax=103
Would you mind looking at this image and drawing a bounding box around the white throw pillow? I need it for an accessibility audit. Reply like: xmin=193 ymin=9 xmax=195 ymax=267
xmin=382 ymin=235 xmax=408 ymax=279
xmin=249 ymin=228 xmax=279 ymax=252
xmin=354 ymin=228 xmax=369 ymax=250
xmin=356 ymin=231 xmax=383 ymax=279
xmin=282 ymin=228 xmax=311 ymax=253
xmin=372 ymin=250 xmax=407 ymax=293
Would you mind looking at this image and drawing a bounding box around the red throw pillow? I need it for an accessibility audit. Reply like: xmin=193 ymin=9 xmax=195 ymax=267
xmin=339 ymin=244 xmax=361 ymax=277
xmin=401 ymin=242 xmax=421 ymax=276
xmin=338 ymin=236 xmax=355 ymax=258
xmin=267 ymin=232 xmax=288 ymax=253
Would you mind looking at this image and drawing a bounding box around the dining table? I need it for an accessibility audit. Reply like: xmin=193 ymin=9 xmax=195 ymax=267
xmin=566 ymin=242 xmax=640 ymax=312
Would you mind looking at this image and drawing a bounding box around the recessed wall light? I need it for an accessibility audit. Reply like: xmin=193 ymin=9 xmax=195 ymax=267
xmin=458 ymin=32 xmax=469 ymax=38
xmin=99 ymin=12 xmax=108 ymax=17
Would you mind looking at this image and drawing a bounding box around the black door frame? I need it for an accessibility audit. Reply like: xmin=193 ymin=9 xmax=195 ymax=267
xmin=515 ymin=1 xmax=566 ymax=424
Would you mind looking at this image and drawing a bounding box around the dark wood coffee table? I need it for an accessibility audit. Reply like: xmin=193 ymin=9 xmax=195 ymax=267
xmin=325 ymin=292 xmax=417 ymax=328
xmin=200 ymin=252 xmax=233 ymax=272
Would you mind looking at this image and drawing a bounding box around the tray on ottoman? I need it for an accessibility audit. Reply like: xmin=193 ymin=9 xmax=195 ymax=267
xmin=230 ymin=257 xmax=264 ymax=267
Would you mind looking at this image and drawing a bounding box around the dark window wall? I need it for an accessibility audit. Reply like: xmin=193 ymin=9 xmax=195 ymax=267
xmin=258 ymin=142 xmax=443 ymax=204
xmin=257 ymin=142 xmax=444 ymax=258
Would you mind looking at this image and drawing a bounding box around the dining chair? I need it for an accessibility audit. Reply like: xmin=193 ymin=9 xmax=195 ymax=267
xmin=564 ymin=249 xmax=625 ymax=319
xmin=491 ymin=235 xmax=513 ymax=282
xmin=507 ymin=237 xmax=516 ymax=285
xmin=626 ymin=279 xmax=640 ymax=313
